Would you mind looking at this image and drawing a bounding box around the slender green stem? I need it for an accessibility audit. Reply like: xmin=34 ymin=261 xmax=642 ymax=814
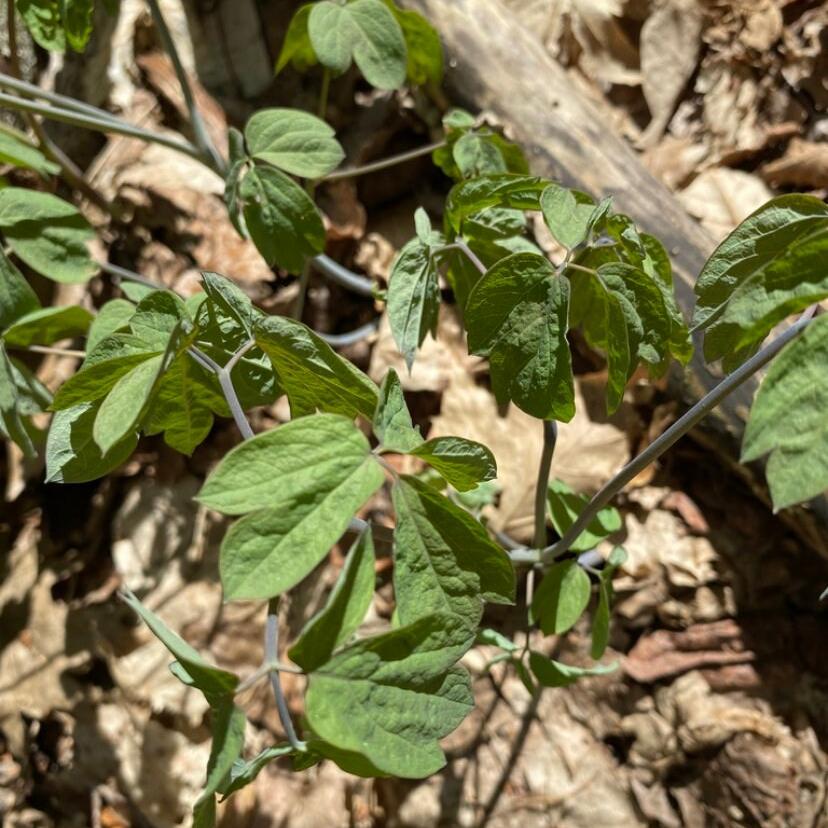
xmin=539 ymin=314 xmax=815 ymax=564
xmin=435 ymin=238 xmax=487 ymax=275
xmin=318 ymin=319 xmax=379 ymax=348
xmin=312 ymin=254 xmax=374 ymax=297
xmin=292 ymin=260 xmax=312 ymax=320
xmin=321 ymin=140 xmax=446 ymax=182
xmin=318 ymin=68 xmax=331 ymax=120
xmin=97 ymin=260 xmax=165 ymax=290
xmin=0 ymin=92 xmax=204 ymax=162
xmin=526 ymin=420 xmax=557 ymax=604
xmin=563 ymin=262 xmax=598 ymax=277
xmin=235 ymin=659 xmax=304 ymax=696
xmin=145 ymin=0 xmax=226 ymax=175
xmin=0 ymin=71 xmax=124 ymax=125
xmin=265 ymin=598 xmax=306 ymax=751
xmin=533 ymin=421 xmax=557 ymax=550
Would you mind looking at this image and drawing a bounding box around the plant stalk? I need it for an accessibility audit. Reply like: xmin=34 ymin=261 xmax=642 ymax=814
xmin=321 ymin=140 xmax=446 ymax=182
xmin=265 ymin=599 xmax=306 ymax=751
xmin=145 ymin=0 xmax=226 ymax=175
xmin=526 ymin=419 xmax=557 ymax=604
xmin=0 ymin=71 xmax=125 ymax=126
xmin=0 ymin=92 xmax=204 ymax=162
xmin=317 ymin=68 xmax=331 ymax=120
xmin=539 ymin=314 xmax=815 ymax=563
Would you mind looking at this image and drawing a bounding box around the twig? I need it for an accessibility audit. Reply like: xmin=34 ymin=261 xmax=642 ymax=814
xmin=145 ymin=0 xmax=226 ymax=175
xmin=321 ymin=140 xmax=446 ymax=181
xmin=540 ymin=314 xmax=816 ymax=563
xmin=265 ymin=599 xmax=306 ymax=751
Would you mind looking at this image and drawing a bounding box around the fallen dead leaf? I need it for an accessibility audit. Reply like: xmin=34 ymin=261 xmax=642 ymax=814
xmin=639 ymin=0 xmax=703 ymax=147
xmin=623 ymin=620 xmax=755 ymax=684
xmin=761 ymin=137 xmax=828 ymax=189
xmin=678 ymin=167 xmax=773 ymax=240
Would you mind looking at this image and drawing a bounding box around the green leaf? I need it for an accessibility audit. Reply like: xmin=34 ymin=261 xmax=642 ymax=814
xmin=387 ymin=237 xmax=440 ymax=369
xmin=120 ymin=587 xmax=239 ymax=697
xmin=289 ymin=529 xmax=376 ymax=671
xmin=45 ymin=401 xmax=138 ymax=483
xmin=414 ymin=207 xmax=433 ymax=245
xmin=528 ymin=651 xmax=617 ymax=688
xmin=239 ymin=166 xmax=325 ymax=273
xmin=0 ymin=248 xmax=40 ymax=331
xmin=93 ymin=353 xmax=164 ymax=453
xmin=197 ymin=414 xmax=384 ymax=600
xmin=51 ymin=344 xmax=158 ymax=410
xmin=477 ymin=627 xmax=519 ymax=653
xmin=692 ymin=194 xmax=828 ymax=370
xmin=275 ymin=4 xmax=317 ymax=74
xmin=392 ymin=475 xmax=515 ymax=628
xmin=200 ymin=271 xmax=257 ymax=338
xmin=530 ymin=559 xmax=591 ymax=636
xmin=244 ymin=108 xmax=344 ymax=179
xmin=192 ymin=700 xmax=247 ymax=827
xmin=305 ymin=613 xmax=475 ymax=777
xmin=547 ymin=479 xmax=621 ymax=553
xmin=382 ymin=0 xmax=443 ymax=85
xmin=86 ymin=299 xmax=135 ymax=352
xmin=453 ymin=479 xmax=500 ymax=514
xmin=0 ymin=129 xmax=60 ymax=177
xmin=219 ymin=744 xmax=294 ymax=801
xmin=0 ymin=342 xmax=35 ymax=457
xmin=254 ymin=315 xmax=379 ymax=420
xmin=7 ymin=356 xmax=51 ymax=415
xmin=61 ymin=0 xmax=94 ymax=51
xmin=143 ymin=354 xmax=222 ymax=455
xmin=223 ymin=127 xmax=248 ymax=238
xmin=0 ymin=187 xmax=95 ymax=283
xmin=591 ymin=546 xmax=626 ymax=660
xmin=569 ymin=261 xmax=674 ymax=413
xmin=540 ymin=184 xmax=597 ymax=250
xmin=2 ymin=305 xmax=92 ymax=347
xmin=373 ymin=368 xmax=422 ymax=452
xmin=299 ymin=738 xmax=386 ymax=777
xmin=308 ymin=0 xmax=407 ymax=90
xmin=466 ymin=252 xmax=575 ymax=421
xmin=193 ymin=273 xmax=279 ymax=412
xmin=410 ymin=436 xmax=496 ymax=492
xmin=445 ymin=174 xmax=548 ymax=233
xmin=742 ymin=314 xmax=828 ymax=510
xmin=17 ymin=0 xmax=65 ymax=51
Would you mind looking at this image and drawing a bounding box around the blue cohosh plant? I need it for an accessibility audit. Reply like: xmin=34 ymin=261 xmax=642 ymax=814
xmin=2 ymin=1 xmax=828 ymax=822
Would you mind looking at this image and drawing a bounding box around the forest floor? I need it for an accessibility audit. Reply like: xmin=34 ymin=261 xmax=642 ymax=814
xmin=2 ymin=0 xmax=828 ymax=826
